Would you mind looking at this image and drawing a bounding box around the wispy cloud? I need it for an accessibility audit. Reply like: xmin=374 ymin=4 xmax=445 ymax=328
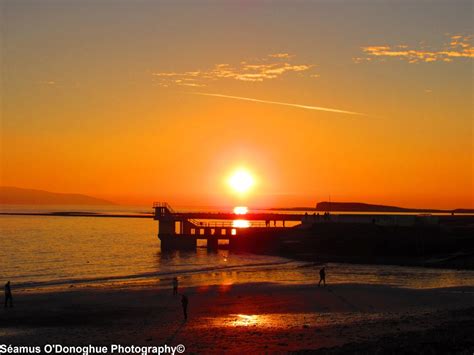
xmin=152 ymin=54 xmax=317 ymax=87
xmin=191 ymin=92 xmax=365 ymax=116
xmin=39 ymin=80 xmax=56 ymax=85
xmin=354 ymin=34 xmax=473 ymax=63
xmin=268 ymin=53 xmax=294 ymax=59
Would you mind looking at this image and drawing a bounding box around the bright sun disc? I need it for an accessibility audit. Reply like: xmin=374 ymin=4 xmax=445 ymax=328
xmin=228 ymin=169 xmax=255 ymax=194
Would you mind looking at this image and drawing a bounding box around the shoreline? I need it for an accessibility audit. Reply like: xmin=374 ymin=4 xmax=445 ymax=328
xmin=277 ymin=251 xmax=474 ymax=271
xmin=2 ymin=211 xmax=474 ymax=218
xmin=7 ymin=255 xmax=474 ymax=295
xmin=0 ymin=212 xmax=153 ymax=218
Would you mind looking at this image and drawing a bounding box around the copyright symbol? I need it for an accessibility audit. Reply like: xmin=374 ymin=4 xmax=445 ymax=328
xmin=176 ymin=344 xmax=185 ymax=353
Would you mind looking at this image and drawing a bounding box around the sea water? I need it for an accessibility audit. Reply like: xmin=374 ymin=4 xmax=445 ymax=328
xmin=1 ymin=205 xmax=474 ymax=292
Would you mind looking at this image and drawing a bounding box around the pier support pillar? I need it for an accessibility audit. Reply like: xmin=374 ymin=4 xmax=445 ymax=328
xmin=228 ymin=238 xmax=238 ymax=250
xmin=159 ymin=235 xmax=196 ymax=250
xmin=207 ymin=238 xmax=218 ymax=250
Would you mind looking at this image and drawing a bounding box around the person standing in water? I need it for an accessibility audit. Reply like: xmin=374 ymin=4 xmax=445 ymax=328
xmin=172 ymin=277 xmax=178 ymax=296
xmin=318 ymin=267 xmax=326 ymax=287
xmin=4 ymin=281 xmax=13 ymax=308
xmin=181 ymin=294 xmax=188 ymax=321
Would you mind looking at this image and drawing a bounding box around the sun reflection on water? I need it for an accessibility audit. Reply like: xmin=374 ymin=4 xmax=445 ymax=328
xmin=233 ymin=206 xmax=248 ymax=215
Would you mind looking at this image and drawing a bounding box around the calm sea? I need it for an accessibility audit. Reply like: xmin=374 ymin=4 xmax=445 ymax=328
xmin=1 ymin=205 xmax=474 ymax=292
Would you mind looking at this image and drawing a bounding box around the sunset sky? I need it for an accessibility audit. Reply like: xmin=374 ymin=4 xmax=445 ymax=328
xmin=1 ymin=0 xmax=473 ymax=209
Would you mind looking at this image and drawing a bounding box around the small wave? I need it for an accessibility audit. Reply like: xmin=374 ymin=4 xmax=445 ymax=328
xmin=12 ymin=259 xmax=298 ymax=291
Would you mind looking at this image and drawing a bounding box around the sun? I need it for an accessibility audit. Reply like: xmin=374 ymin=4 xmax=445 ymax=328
xmin=228 ymin=169 xmax=255 ymax=194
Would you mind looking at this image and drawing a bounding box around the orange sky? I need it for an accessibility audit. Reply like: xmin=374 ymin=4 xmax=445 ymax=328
xmin=1 ymin=0 xmax=473 ymax=209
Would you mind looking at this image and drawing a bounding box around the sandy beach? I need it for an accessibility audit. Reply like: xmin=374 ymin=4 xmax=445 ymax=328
xmin=2 ymin=281 xmax=474 ymax=354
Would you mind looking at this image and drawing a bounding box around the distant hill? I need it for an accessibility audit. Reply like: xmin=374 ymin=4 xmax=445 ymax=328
xmin=0 ymin=186 xmax=115 ymax=205
xmin=272 ymin=202 xmax=473 ymax=213
xmin=315 ymin=201 xmax=439 ymax=213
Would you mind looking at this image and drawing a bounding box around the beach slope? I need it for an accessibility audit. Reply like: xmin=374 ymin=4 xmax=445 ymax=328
xmin=1 ymin=283 xmax=474 ymax=353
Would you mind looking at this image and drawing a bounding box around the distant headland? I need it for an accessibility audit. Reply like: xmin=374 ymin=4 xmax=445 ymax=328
xmin=0 ymin=186 xmax=115 ymax=205
xmin=271 ymin=201 xmax=474 ymax=214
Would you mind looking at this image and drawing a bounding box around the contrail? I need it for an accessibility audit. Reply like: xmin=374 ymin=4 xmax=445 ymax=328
xmin=191 ymin=92 xmax=365 ymax=116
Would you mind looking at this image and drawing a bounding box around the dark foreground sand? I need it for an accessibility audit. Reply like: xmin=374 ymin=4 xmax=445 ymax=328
xmin=1 ymin=282 xmax=474 ymax=354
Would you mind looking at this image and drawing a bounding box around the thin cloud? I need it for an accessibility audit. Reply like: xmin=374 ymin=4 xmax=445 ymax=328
xmin=152 ymin=54 xmax=317 ymax=87
xmin=191 ymin=92 xmax=365 ymax=116
xmin=39 ymin=80 xmax=56 ymax=85
xmin=268 ymin=53 xmax=295 ymax=59
xmin=354 ymin=34 xmax=473 ymax=63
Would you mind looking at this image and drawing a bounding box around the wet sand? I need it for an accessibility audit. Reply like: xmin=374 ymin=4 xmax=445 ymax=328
xmin=1 ymin=282 xmax=474 ymax=353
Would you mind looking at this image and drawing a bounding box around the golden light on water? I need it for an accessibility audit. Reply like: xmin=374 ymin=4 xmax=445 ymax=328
xmin=232 ymin=204 xmax=250 ymax=228
xmin=233 ymin=206 xmax=248 ymax=215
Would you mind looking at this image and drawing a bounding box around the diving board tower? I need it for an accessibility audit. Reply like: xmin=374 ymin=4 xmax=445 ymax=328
xmin=153 ymin=202 xmax=233 ymax=249
xmin=153 ymin=202 xmax=176 ymax=235
xmin=153 ymin=202 xmax=196 ymax=249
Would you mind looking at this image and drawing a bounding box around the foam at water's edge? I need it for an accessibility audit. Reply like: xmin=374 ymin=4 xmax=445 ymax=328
xmin=12 ymin=259 xmax=299 ymax=291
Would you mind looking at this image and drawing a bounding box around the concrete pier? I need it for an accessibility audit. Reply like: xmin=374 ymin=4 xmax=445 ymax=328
xmin=153 ymin=202 xmax=295 ymax=250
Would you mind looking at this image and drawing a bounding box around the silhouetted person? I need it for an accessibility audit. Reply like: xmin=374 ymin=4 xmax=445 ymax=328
xmin=265 ymin=220 xmax=269 ymax=227
xmin=4 ymin=281 xmax=13 ymax=308
xmin=273 ymin=220 xmax=276 ymax=227
xmin=172 ymin=277 xmax=178 ymax=296
xmin=318 ymin=267 xmax=326 ymax=287
xmin=181 ymin=294 xmax=188 ymax=321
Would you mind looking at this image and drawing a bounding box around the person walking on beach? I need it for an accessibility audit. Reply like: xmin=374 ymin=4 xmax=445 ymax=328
xmin=181 ymin=294 xmax=188 ymax=321
xmin=172 ymin=277 xmax=178 ymax=296
xmin=318 ymin=267 xmax=326 ymax=287
xmin=4 ymin=281 xmax=13 ymax=308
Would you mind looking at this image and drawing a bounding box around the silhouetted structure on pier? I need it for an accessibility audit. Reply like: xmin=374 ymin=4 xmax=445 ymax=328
xmin=153 ymin=202 xmax=295 ymax=250
xmin=153 ymin=202 xmax=444 ymax=252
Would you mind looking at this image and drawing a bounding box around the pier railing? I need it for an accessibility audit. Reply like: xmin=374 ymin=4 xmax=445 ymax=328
xmin=186 ymin=219 xmax=267 ymax=228
xmin=153 ymin=201 xmax=294 ymax=228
